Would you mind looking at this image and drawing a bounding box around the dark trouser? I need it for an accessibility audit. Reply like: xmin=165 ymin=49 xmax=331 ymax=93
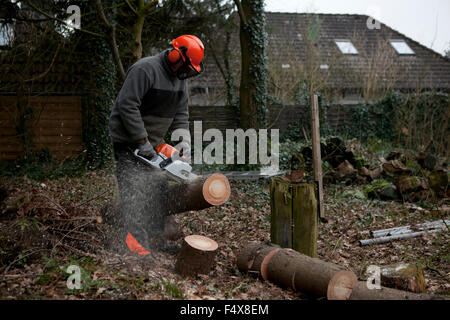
xmin=113 ymin=142 xmax=169 ymax=251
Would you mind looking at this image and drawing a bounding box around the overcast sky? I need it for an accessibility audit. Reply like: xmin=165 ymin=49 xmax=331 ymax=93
xmin=264 ymin=0 xmax=450 ymax=56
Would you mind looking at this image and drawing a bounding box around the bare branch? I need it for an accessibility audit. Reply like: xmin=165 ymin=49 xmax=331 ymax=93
xmin=124 ymin=0 xmax=139 ymax=16
xmin=143 ymin=0 xmax=158 ymax=11
xmin=233 ymin=0 xmax=247 ymax=24
xmin=95 ymin=0 xmax=126 ymax=80
xmin=24 ymin=44 xmax=61 ymax=83
xmin=26 ymin=0 xmax=105 ymax=39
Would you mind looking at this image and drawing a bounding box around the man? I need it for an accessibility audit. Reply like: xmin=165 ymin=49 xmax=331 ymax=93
xmin=109 ymin=35 xmax=205 ymax=257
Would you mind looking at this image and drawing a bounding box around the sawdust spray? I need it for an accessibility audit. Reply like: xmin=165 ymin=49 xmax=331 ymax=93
xmin=112 ymin=152 xmax=174 ymax=252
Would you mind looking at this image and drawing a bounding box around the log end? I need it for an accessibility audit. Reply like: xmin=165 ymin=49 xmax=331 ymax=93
xmin=260 ymin=248 xmax=281 ymax=281
xmin=175 ymin=235 xmax=218 ymax=277
xmin=184 ymin=234 xmax=218 ymax=251
xmin=327 ymin=270 xmax=358 ymax=300
xmin=202 ymin=173 xmax=231 ymax=205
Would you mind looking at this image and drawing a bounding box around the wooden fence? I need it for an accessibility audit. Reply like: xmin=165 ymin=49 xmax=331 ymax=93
xmin=0 ymin=96 xmax=83 ymax=161
xmin=188 ymin=104 xmax=356 ymax=134
xmin=0 ymin=97 xmax=356 ymax=161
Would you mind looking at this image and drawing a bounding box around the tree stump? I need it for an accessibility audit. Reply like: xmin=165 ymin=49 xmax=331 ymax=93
xmin=175 ymin=235 xmax=218 ymax=277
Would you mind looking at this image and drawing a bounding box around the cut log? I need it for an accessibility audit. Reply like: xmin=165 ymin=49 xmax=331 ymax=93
xmin=429 ymin=170 xmax=448 ymax=198
xmin=337 ymin=160 xmax=356 ymax=177
xmin=175 ymin=235 xmax=218 ymax=277
xmin=349 ymin=281 xmax=444 ymax=300
xmin=395 ymin=175 xmax=428 ymax=195
xmin=386 ymin=151 xmax=405 ymax=161
xmin=378 ymin=263 xmax=426 ymax=293
xmin=236 ymin=242 xmax=280 ymax=278
xmin=383 ymin=160 xmax=411 ymax=175
xmin=166 ymin=173 xmax=231 ymax=215
xmin=416 ymin=153 xmax=437 ymax=171
xmin=327 ymin=270 xmax=358 ymax=300
xmin=236 ymin=243 xmax=445 ymax=300
xmin=369 ymin=166 xmax=383 ymax=180
xmin=336 ymin=160 xmax=357 ymax=184
xmin=270 ymin=248 xmax=354 ymax=298
xmin=105 ymin=173 xmax=230 ymax=225
xmin=359 ymin=167 xmax=371 ymax=178
xmin=237 ymin=243 xmax=356 ymax=299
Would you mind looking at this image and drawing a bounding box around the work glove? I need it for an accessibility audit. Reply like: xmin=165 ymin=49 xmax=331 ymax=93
xmin=174 ymin=140 xmax=191 ymax=163
xmin=137 ymin=140 xmax=156 ymax=160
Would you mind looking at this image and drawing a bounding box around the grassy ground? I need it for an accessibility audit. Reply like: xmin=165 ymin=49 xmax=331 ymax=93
xmin=0 ymin=171 xmax=448 ymax=300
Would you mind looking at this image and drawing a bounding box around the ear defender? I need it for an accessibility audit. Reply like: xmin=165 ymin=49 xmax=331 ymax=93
xmin=168 ymin=48 xmax=182 ymax=64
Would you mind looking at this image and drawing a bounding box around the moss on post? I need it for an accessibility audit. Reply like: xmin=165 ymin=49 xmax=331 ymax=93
xmin=270 ymin=177 xmax=318 ymax=258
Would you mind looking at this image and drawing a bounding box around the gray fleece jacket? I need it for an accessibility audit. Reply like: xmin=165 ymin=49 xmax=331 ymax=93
xmin=109 ymin=50 xmax=189 ymax=147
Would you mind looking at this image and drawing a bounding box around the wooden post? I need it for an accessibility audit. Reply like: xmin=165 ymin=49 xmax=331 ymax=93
xmin=270 ymin=177 xmax=318 ymax=258
xmin=292 ymin=183 xmax=318 ymax=257
xmin=270 ymin=177 xmax=293 ymax=249
xmin=310 ymin=94 xmax=325 ymax=221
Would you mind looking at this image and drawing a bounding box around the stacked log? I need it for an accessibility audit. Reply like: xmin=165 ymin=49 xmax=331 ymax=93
xmin=296 ymin=139 xmax=448 ymax=203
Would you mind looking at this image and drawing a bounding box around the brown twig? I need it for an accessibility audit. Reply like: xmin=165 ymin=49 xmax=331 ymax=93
xmin=72 ymin=189 xmax=110 ymax=208
xmin=0 ymin=273 xmax=42 ymax=283
xmin=2 ymin=248 xmax=48 ymax=279
xmin=39 ymin=194 xmax=67 ymax=216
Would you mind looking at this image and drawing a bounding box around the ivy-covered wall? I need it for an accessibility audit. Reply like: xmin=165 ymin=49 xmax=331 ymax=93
xmin=281 ymin=91 xmax=449 ymax=156
xmin=349 ymin=91 xmax=449 ymax=155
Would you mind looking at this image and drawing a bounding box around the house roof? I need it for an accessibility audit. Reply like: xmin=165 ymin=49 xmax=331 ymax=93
xmin=191 ymin=12 xmax=450 ymax=92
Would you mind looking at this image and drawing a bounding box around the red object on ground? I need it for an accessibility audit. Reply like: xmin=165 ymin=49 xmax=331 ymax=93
xmin=126 ymin=232 xmax=150 ymax=255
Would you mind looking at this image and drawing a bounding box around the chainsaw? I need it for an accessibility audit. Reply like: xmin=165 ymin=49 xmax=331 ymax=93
xmin=133 ymin=143 xmax=198 ymax=182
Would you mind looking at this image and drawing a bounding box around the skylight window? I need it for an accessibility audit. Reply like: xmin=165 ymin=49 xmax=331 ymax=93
xmin=335 ymin=40 xmax=358 ymax=54
xmin=389 ymin=40 xmax=415 ymax=55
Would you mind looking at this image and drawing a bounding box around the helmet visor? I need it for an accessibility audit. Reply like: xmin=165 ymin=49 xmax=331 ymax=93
xmin=176 ymin=60 xmax=204 ymax=80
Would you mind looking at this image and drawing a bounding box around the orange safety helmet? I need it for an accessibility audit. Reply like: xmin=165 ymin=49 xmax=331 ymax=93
xmin=168 ymin=35 xmax=205 ymax=79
